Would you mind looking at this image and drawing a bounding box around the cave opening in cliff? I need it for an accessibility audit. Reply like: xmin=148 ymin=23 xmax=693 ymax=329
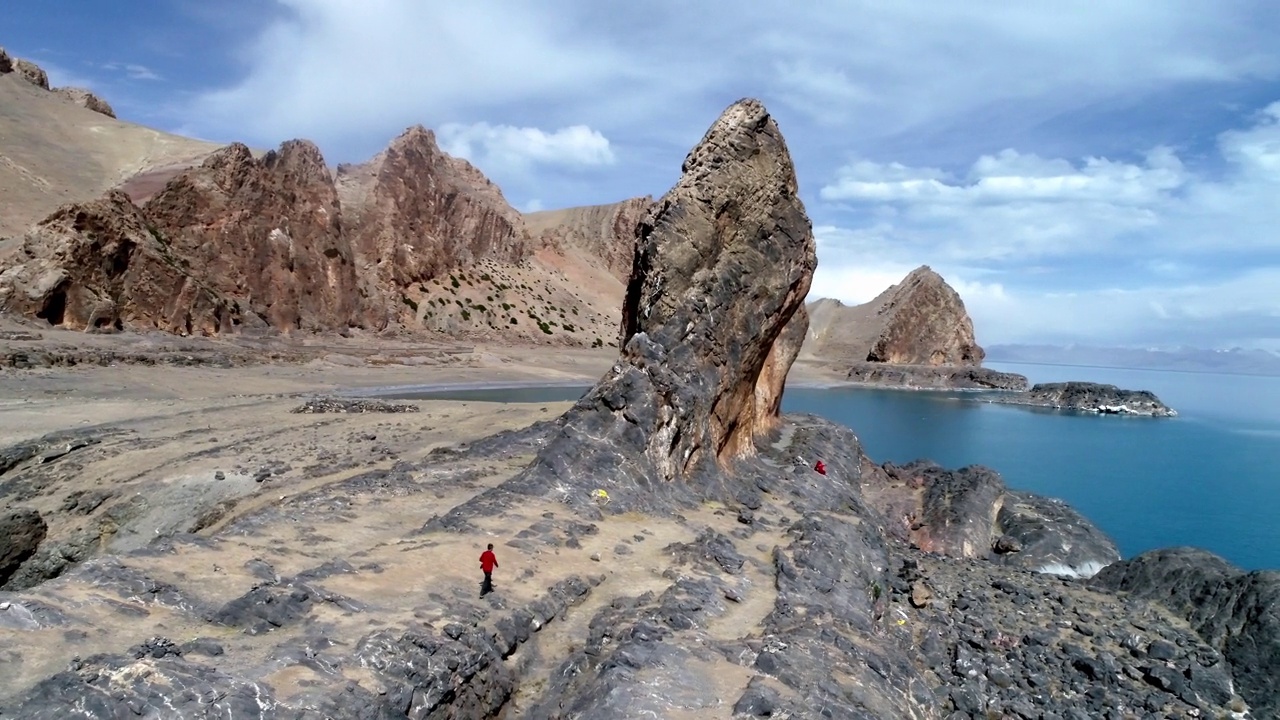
xmin=36 ymin=286 xmax=67 ymax=326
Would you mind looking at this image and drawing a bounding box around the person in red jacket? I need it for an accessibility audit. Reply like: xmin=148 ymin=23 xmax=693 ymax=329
xmin=814 ymin=460 xmax=827 ymax=476
xmin=479 ymin=543 xmax=499 ymax=597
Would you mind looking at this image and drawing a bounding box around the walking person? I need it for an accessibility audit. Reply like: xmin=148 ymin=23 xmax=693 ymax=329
xmin=479 ymin=543 xmax=498 ymax=597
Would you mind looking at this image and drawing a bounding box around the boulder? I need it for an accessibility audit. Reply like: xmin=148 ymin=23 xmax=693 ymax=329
xmin=1092 ymin=548 xmax=1280 ymax=715
xmin=144 ymin=141 xmax=362 ymax=332
xmin=0 ymin=190 xmax=231 ymax=334
xmin=53 ymin=87 xmax=116 ymax=118
xmin=0 ymin=510 xmax=47 ymax=586
xmin=0 ymin=47 xmax=12 ymax=73
xmin=336 ymin=125 xmax=530 ymax=326
xmin=13 ymin=58 xmax=49 ymax=89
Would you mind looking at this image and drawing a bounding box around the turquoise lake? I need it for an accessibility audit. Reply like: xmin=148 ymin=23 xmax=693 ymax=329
xmin=378 ymin=363 xmax=1280 ymax=571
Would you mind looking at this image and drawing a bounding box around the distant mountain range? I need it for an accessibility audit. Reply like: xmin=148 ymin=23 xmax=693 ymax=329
xmin=986 ymin=344 xmax=1280 ymax=376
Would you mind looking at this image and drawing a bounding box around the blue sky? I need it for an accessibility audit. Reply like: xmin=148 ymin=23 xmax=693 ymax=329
xmin=8 ymin=1 xmax=1280 ymax=350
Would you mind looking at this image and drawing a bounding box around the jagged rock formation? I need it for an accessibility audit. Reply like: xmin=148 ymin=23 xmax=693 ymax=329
xmin=993 ymin=381 xmax=1177 ymax=416
xmin=144 ymin=141 xmax=361 ymax=332
xmin=52 ymin=87 xmax=115 ymax=117
xmin=336 ymin=126 xmax=529 ymax=325
xmin=804 ymin=265 xmax=985 ymax=366
xmin=524 ymin=196 xmax=652 ymax=280
xmin=846 ymin=361 xmax=1029 ymax=390
xmin=1093 ymin=549 xmax=1280 ymax=715
xmin=0 ymin=191 xmax=230 ymax=334
xmin=12 ymin=58 xmax=48 ymax=90
xmin=0 ymin=47 xmax=12 ymax=73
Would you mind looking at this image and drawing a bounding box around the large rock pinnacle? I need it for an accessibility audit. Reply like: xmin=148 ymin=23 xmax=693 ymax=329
xmin=436 ymin=98 xmax=815 ymax=521
xmin=619 ymin=98 xmax=816 ymax=468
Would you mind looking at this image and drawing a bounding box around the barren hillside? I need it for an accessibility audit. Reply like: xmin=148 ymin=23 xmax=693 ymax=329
xmin=0 ymin=70 xmax=220 ymax=256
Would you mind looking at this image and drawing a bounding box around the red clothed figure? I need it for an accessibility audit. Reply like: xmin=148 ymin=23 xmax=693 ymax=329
xmin=480 ymin=544 xmax=499 ymax=597
xmin=814 ymin=460 xmax=827 ymax=475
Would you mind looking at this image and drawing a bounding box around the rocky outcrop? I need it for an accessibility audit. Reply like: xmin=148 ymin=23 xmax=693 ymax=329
xmin=336 ymin=126 xmax=529 ymax=325
xmin=144 ymin=141 xmax=361 ymax=331
xmin=0 ymin=47 xmax=12 ymax=73
xmin=524 ymin=196 xmax=653 ymax=280
xmin=53 ymin=87 xmax=115 ymax=118
xmin=846 ymin=361 xmax=1029 ymax=390
xmin=0 ymin=190 xmax=231 ymax=334
xmin=0 ymin=510 xmax=47 ymax=586
xmin=993 ymin=381 xmax=1177 ymax=416
xmin=866 ymin=266 xmax=985 ymax=364
xmin=1092 ymin=548 xmax=1280 ymax=715
xmin=12 ymin=58 xmax=49 ymax=90
xmin=450 ymin=97 xmax=817 ymax=511
xmin=864 ymin=461 xmax=1120 ymax=574
xmin=804 ymin=266 xmax=985 ymax=366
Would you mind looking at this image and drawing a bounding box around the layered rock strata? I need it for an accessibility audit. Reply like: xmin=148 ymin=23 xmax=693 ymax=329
xmin=993 ymin=381 xmax=1177 ymax=416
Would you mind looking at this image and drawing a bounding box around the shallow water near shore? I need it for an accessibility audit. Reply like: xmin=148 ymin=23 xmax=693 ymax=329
xmin=371 ymin=362 xmax=1280 ymax=571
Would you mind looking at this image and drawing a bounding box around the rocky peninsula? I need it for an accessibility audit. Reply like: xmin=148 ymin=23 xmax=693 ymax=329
xmin=802 ymin=268 xmax=1031 ymax=391
xmin=993 ymin=381 xmax=1178 ymax=417
xmin=0 ymin=98 xmax=1274 ymax=719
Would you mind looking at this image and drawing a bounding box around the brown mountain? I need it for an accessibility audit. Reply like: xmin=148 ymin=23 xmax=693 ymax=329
xmin=143 ymin=141 xmax=362 ymax=332
xmin=0 ymin=50 xmax=220 ymax=254
xmin=0 ymin=190 xmax=231 ymax=334
xmin=336 ymin=126 xmax=530 ymax=327
xmin=803 ymin=265 xmax=985 ymax=365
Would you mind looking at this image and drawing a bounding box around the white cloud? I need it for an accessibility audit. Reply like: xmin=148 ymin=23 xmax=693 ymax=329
xmin=439 ymin=123 xmax=615 ymax=174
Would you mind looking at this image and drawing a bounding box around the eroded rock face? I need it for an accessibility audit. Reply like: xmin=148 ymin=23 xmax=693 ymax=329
xmin=432 ymin=98 xmax=815 ymax=521
xmin=1092 ymin=548 xmax=1280 ymax=715
xmin=525 ymin=196 xmax=653 ymax=280
xmin=53 ymin=87 xmax=115 ymax=118
xmin=144 ymin=141 xmax=361 ymax=331
xmin=866 ymin=265 xmax=984 ymax=365
xmin=804 ymin=266 xmax=985 ymax=366
xmin=336 ymin=126 xmax=529 ymax=325
xmin=0 ymin=47 xmax=13 ymax=74
xmin=860 ymin=461 xmax=1120 ymax=573
xmin=617 ymin=98 xmax=815 ymax=468
xmin=0 ymin=191 xmax=230 ymax=334
xmin=13 ymin=58 xmax=49 ymax=90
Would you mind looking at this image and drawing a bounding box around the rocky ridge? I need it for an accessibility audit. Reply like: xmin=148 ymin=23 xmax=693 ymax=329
xmin=523 ymin=196 xmax=653 ymax=281
xmin=0 ymin=98 xmax=1270 ymax=718
xmin=0 ymin=49 xmax=113 ymax=117
xmin=845 ymin=361 xmax=1029 ymax=390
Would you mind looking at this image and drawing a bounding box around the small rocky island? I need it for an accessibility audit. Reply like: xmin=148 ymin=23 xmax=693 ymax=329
xmin=993 ymin=381 xmax=1178 ymax=416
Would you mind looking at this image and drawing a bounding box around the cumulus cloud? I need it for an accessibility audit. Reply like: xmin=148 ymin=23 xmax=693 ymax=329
xmin=439 ymin=123 xmax=615 ymax=174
